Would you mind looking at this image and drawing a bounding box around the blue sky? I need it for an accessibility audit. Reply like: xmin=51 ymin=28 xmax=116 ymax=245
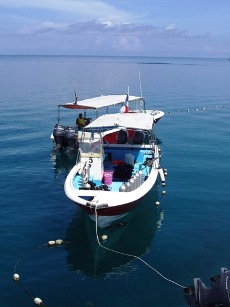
xmin=1 ymin=0 xmax=230 ymax=57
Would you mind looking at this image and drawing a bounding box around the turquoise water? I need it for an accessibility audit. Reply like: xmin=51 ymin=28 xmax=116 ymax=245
xmin=0 ymin=55 xmax=229 ymax=306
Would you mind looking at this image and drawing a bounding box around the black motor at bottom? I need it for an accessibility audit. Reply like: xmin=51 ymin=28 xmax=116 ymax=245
xmin=53 ymin=124 xmax=78 ymax=153
xmin=184 ymin=267 xmax=230 ymax=307
xmin=64 ymin=126 xmax=79 ymax=153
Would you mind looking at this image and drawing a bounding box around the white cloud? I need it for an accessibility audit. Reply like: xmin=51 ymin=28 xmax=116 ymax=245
xmin=19 ymin=22 xmax=65 ymax=35
xmin=21 ymin=19 xmax=204 ymax=39
xmin=0 ymin=0 xmax=212 ymax=40
xmin=1 ymin=0 xmax=229 ymax=57
xmin=205 ymin=44 xmax=229 ymax=55
xmin=0 ymin=0 xmax=133 ymax=24
xmin=165 ymin=23 xmax=177 ymax=31
xmin=112 ymin=36 xmax=142 ymax=51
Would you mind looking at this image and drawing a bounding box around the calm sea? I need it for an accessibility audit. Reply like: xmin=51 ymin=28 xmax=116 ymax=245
xmin=0 ymin=55 xmax=229 ymax=307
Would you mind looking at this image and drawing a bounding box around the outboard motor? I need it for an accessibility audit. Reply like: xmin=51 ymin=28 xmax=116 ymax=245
xmin=64 ymin=126 xmax=78 ymax=154
xmin=53 ymin=124 xmax=66 ymax=152
xmin=184 ymin=267 xmax=230 ymax=306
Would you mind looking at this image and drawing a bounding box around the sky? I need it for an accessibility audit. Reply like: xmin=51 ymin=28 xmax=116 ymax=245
xmin=0 ymin=0 xmax=230 ymax=57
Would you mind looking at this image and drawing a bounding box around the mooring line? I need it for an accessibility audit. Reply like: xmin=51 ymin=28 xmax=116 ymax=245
xmin=14 ymin=243 xmax=48 ymax=275
xmin=94 ymin=209 xmax=185 ymax=289
xmin=13 ymin=239 xmax=69 ymax=306
xmin=166 ymin=104 xmax=227 ymax=114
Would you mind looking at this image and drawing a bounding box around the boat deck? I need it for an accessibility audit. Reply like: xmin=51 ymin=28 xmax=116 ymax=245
xmin=73 ymin=148 xmax=153 ymax=192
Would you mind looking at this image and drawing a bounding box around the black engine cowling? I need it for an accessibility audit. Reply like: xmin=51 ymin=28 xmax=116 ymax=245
xmin=64 ymin=126 xmax=79 ymax=153
xmin=53 ymin=124 xmax=66 ymax=151
xmin=53 ymin=124 xmax=79 ymax=152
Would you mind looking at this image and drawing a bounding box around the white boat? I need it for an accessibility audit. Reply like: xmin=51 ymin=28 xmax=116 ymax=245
xmin=64 ymin=105 xmax=165 ymax=228
xmin=51 ymin=94 xmax=164 ymax=153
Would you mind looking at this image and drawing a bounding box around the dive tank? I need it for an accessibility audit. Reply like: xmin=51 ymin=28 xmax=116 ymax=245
xmin=119 ymin=183 xmax=127 ymax=192
xmin=135 ymin=172 xmax=140 ymax=188
xmin=129 ymin=177 xmax=135 ymax=191
xmin=139 ymin=170 xmax=143 ymax=185
xmin=125 ymin=181 xmax=131 ymax=192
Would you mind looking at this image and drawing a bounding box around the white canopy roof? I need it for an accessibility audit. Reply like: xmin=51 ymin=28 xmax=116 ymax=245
xmin=85 ymin=112 xmax=155 ymax=131
xmin=60 ymin=95 xmax=143 ymax=110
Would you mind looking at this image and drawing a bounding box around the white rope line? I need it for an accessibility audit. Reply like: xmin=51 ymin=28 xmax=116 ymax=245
xmin=166 ymin=104 xmax=228 ymax=114
xmin=226 ymin=276 xmax=230 ymax=303
xmin=94 ymin=209 xmax=185 ymax=289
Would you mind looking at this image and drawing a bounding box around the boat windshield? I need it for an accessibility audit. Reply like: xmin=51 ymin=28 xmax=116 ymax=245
xmin=79 ymin=132 xmax=103 ymax=157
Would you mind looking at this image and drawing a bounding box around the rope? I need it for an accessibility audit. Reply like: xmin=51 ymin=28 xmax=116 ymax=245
xmin=166 ymin=104 xmax=227 ymax=114
xmin=94 ymin=209 xmax=185 ymax=289
xmin=13 ymin=240 xmax=69 ymax=306
xmin=14 ymin=243 xmax=47 ymax=274
xmin=13 ymin=244 xmax=47 ymax=306
xmin=226 ymin=276 xmax=230 ymax=303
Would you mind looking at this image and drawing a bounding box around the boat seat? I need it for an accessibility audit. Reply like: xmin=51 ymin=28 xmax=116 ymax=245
xmin=117 ymin=129 xmax=128 ymax=144
xmin=133 ymin=130 xmax=145 ymax=144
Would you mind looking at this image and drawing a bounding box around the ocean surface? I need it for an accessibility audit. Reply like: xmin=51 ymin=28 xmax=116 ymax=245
xmin=0 ymin=55 xmax=229 ymax=307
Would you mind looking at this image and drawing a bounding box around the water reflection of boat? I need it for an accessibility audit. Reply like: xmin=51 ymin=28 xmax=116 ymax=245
xmin=64 ymin=187 xmax=164 ymax=277
xmin=51 ymin=151 xmax=78 ymax=185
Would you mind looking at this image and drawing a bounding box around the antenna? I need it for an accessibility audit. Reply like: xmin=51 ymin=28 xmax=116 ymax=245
xmin=74 ymin=79 xmax=78 ymax=104
xmin=139 ymin=70 xmax=143 ymax=98
xmin=74 ymin=89 xmax=78 ymax=104
xmin=138 ymin=70 xmax=145 ymax=112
